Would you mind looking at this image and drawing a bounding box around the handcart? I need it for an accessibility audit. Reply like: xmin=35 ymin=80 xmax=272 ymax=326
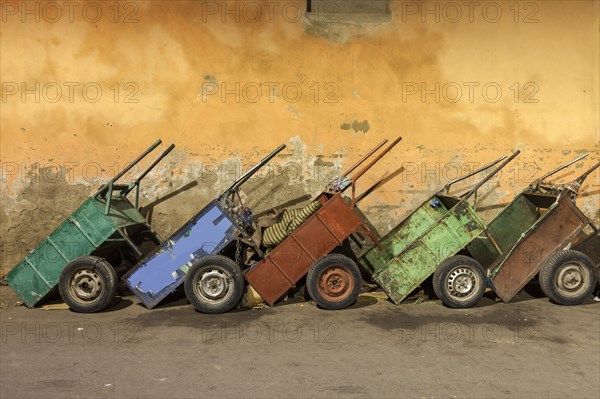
xmin=465 ymin=155 xmax=600 ymax=307
xmin=124 ymin=144 xmax=287 ymax=312
xmin=6 ymin=139 xmax=174 ymax=312
xmin=243 ymin=137 xmax=403 ymax=310
xmin=359 ymin=151 xmax=520 ymax=307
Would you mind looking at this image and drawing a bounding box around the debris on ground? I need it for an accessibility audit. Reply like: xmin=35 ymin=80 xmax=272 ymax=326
xmin=39 ymin=303 xmax=70 ymax=310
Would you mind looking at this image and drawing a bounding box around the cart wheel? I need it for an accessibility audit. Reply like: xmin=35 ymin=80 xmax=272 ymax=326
xmin=539 ymin=250 xmax=597 ymax=306
xmin=307 ymin=254 xmax=361 ymax=310
xmin=59 ymin=256 xmax=117 ymax=313
xmin=184 ymin=255 xmax=244 ymax=314
xmin=433 ymin=255 xmax=486 ymax=308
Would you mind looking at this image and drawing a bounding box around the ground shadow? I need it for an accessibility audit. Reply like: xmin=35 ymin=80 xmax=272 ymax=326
xmin=134 ymin=285 xmax=189 ymax=310
xmin=103 ymin=298 xmax=134 ymax=312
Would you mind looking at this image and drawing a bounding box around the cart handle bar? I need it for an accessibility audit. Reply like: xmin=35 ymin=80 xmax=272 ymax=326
xmin=132 ymin=144 xmax=176 ymax=188
xmin=575 ymin=161 xmax=600 ymax=185
xmin=440 ymin=154 xmax=508 ymax=195
xmin=341 ymin=139 xmax=388 ymax=177
xmin=462 ymin=150 xmax=521 ymax=201
xmin=94 ymin=139 xmax=163 ymax=197
xmin=537 ymin=153 xmax=589 ymax=182
xmin=219 ymin=144 xmax=286 ymax=198
xmin=347 ymin=136 xmax=402 ymax=207
xmin=349 ymin=136 xmax=402 ymax=184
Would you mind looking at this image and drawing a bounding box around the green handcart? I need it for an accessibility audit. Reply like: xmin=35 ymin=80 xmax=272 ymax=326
xmin=359 ymin=151 xmax=520 ymax=307
xmin=6 ymin=139 xmax=174 ymax=312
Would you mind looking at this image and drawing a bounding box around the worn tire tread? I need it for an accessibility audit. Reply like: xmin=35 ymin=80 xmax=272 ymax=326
xmin=539 ymin=250 xmax=596 ymax=306
xmin=58 ymin=256 xmax=117 ymax=313
xmin=184 ymin=255 xmax=244 ymax=314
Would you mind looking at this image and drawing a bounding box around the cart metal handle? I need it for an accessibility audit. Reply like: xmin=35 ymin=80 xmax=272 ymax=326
xmin=536 ymin=153 xmax=589 ymax=182
xmin=341 ymin=139 xmax=388 ymax=177
xmin=440 ymin=154 xmax=508 ymax=195
xmin=574 ymin=161 xmax=599 ymax=185
xmin=347 ymin=136 xmax=403 ymax=207
xmin=528 ymin=155 xmax=597 ymax=198
xmin=462 ymin=150 xmax=521 ymax=201
xmin=349 ymin=137 xmax=402 ymax=183
xmin=94 ymin=139 xmax=163 ymax=198
xmin=129 ymin=143 xmax=176 ymax=208
xmin=218 ymin=144 xmax=286 ymax=199
xmin=133 ymin=144 xmax=176 ymax=187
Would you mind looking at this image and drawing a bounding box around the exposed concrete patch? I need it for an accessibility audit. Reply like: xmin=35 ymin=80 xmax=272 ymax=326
xmin=340 ymin=120 xmax=370 ymax=134
xmin=1 ymin=167 xmax=89 ymax=276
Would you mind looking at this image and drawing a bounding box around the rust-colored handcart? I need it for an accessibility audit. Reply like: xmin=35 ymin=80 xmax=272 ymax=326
xmin=244 ymin=137 xmax=402 ymax=309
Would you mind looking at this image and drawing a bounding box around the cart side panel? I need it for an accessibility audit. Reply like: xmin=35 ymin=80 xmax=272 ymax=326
xmin=373 ymin=201 xmax=487 ymax=303
xmin=372 ymin=243 xmax=437 ymax=304
xmin=245 ymin=193 xmax=362 ymax=306
xmin=490 ymin=197 xmax=589 ymax=302
xmin=248 ymin=218 xmax=342 ymax=306
xmin=315 ymin=194 xmax=365 ymax=242
xmin=484 ymin=194 xmax=540 ymax=253
xmin=92 ymin=197 xmax=147 ymax=228
xmin=123 ymin=201 xmax=236 ymax=309
xmin=467 ymin=194 xmax=541 ymax=267
xmin=75 ymin=199 xmax=120 ymax=245
xmin=5 ymin=259 xmax=52 ymax=307
xmin=360 ymin=195 xmax=448 ymax=275
xmin=244 ymin=257 xmax=298 ymax=307
xmin=6 ymin=198 xmax=117 ymax=307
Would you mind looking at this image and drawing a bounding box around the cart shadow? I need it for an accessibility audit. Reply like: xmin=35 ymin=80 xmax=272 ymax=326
xmin=140 ymin=181 xmax=199 ymax=225
xmin=103 ymin=298 xmax=134 ymax=312
xmin=355 ymin=166 xmax=405 ymax=205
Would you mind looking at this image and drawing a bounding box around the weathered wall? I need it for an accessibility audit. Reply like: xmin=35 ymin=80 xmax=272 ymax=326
xmin=1 ymin=0 xmax=598 ymax=275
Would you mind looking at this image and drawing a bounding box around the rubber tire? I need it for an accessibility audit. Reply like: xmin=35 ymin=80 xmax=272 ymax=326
xmin=433 ymin=255 xmax=486 ymax=309
xmin=59 ymin=256 xmax=117 ymax=313
xmin=306 ymin=254 xmax=361 ymax=310
xmin=184 ymin=255 xmax=244 ymax=314
xmin=539 ymin=250 xmax=597 ymax=306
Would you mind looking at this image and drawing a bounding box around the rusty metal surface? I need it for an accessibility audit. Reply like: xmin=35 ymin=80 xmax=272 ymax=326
xmin=245 ymin=138 xmax=400 ymax=307
xmin=490 ymin=195 xmax=591 ymax=302
xmin=245 ymin=193 xmax=364 ymax=306
xmin=360 ymin=194 xmax=449 ymax=276
xmin=318 ymin=266 xmax=354 ymax=302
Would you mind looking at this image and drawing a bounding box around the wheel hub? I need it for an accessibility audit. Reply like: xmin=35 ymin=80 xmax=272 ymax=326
xmin=318 ymin=267 xmax=353 ymax=302
xmin=447 ymin=267 xmax=477 ymax=297
xmin=557 ymin=264 xmax=584 ymax=292
xmin=198 ymin=269 xmax=230 ymax=300
xmin=70 ymin=269 xmax=102 ymax=301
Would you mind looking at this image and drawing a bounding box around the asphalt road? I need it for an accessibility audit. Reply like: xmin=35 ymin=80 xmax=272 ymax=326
xmin=1 ymin=286 xmax=599 ymax=399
